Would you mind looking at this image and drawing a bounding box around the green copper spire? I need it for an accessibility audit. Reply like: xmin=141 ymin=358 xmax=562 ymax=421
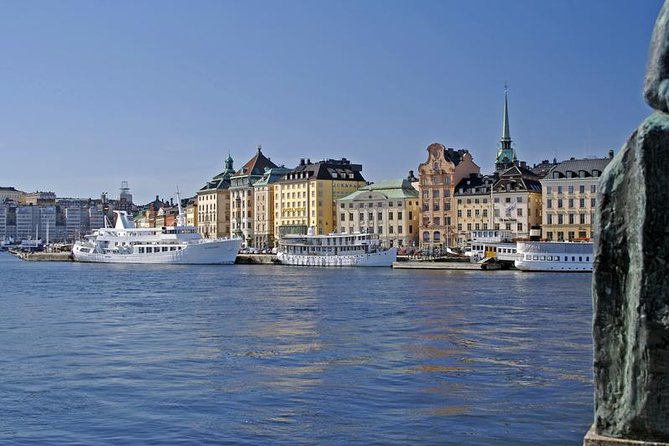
xmin=496 ymin=84 xmax=517 ymax=171
xmin=501 ymin=84 xmax=511 ymax=148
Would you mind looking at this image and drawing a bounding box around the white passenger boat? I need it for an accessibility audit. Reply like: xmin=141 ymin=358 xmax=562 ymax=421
xmin=277 ymin=230 xmax=397 ymax=267
xmin=72 ymin=209 xmax=242 ymax=265
xmin=514 ymin=241 xmax=593 ymax=272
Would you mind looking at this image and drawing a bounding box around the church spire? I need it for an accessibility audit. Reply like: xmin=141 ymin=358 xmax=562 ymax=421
xmin=501 ymin=83 xmax=511 ymax=149
xmin=495 ymin=83 xmax=517 ymax=172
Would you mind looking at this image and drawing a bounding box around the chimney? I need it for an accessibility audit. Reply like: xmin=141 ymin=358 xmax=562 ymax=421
xmin=300 ymin=158 xmax=305 ymax=166
xmin=306 ymin=158 xmax=311 ymax=164
xmin=608 ymin=149 xmax=614 ymax=159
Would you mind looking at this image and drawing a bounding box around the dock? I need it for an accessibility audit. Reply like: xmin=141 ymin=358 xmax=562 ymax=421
xmin=392 ymin=258 xmax=504 ymax=270
xmin=9 ymin=250 xmax=73 ymax=262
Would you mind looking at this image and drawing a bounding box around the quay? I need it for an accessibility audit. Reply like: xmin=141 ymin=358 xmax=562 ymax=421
xmin=392 ymin=258 xmax=504 ymax=270
xmin=235 ymin=254 xmax=277 ymax=265
xmin=9 ymin=249 xmax=73 ymax=262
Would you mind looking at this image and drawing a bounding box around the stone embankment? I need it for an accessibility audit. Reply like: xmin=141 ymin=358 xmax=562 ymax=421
xmin=10 ymin=250 xmax=73 ymax=262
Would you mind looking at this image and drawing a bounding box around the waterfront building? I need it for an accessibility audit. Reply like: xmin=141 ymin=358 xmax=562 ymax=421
xmin=490 ymin=164 xmax=543 ymax=239
xmin=184 ymin=197 xmax=198 ymax=227
xmin=454 ymin=173 xmax=497 ymax=246
xmin=229 ymin=146 xmax=278 ymax=247
xmin=417 ymin=143 xmax=480 ymax=249
xmin=540 ymin=153 xmax=613 ymax=241
xmin=337 ymin=178 xmax=419 ymax=248
xmin=15 ymin=206 xmax=40 ymax=240
xmin=64 ymin=207 xmax=88 ymax=241
xmin=252 ymin=166 xmax=291 ymax=248
xmin=0 ymin=186 xmax=24 ymax=204
xmin=89 ymin=206 xmax=105 ymax=231
xmin=22 ymin=191 xmax=56 ymax=206
xmin=197 ymin=155 xmax=235 ymax=239
xmin=273 ymin=158 xmax=366 ymax=238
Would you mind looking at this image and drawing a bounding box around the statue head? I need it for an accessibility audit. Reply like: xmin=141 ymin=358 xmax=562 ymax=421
xmin=644 ymin=0 xmax=669 ymax=112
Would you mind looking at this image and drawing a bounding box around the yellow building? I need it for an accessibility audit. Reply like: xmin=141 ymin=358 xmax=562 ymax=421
xmin=336 ymin=178 xmax=420 ymax=248
xmin=540 ymin=154 xmax=612 ymax=241
xmin=197 ymin=155 xmax=234 ymax=239
xmin=454 ymin=174 xmax=496 ymax=246
xmin=417 ymin=143 xmax=480 ymax=248
xmin=273 ymin=158 xmax=366 ymax=238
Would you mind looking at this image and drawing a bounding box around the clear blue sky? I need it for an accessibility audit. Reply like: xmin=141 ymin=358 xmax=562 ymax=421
xmin=0 ymin=0 xmax=661 ymax=204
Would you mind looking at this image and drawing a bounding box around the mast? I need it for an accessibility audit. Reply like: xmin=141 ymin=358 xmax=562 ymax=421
xmin=175 ymin=186 xmax=186 ymax=226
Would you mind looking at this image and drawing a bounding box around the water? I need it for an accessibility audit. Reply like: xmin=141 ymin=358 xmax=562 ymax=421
xmin=0 ymin=253 xmax=593 ymax=445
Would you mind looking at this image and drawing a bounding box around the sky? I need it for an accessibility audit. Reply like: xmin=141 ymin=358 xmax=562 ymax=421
xmin=0 ymin=0 xmax=662 ymax=204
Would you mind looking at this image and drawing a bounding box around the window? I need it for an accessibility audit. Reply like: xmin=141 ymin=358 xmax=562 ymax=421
xmin=389 ymin=226 xmax=394 ymax=234
xmin=557 ymin=186 xmax=563 ymax=194
xmin=389 ymin=212 xmax=394 ymax=220
xmin=547 ymin=214 xmax=553 ymax=224
xmin=516 ymin=196 xmax=523 ymax=202
xmin=591 ymin=184 xmax=597 ymax=193
xmin=398 ymin=211 xmax=403 ymax=220
xmin=546 ymin=186 xmax=552 ymax=194
xmin=434 ymin=217 xmax=441 ymax=226
xmin=580 ymin=214 xmax=586 ymax=224
xmin=482 ymin=209 xmax=488 ymax=218
xmin=568 ymin=185 xmax=574 ymax=194
xmin=568 ymin=198 xmax=574 ymax=208
xmin=466 ymin=209 xmax=472 ymax=217
xmin=579 ymin=198 xmax=585 ymax=208
xmin=378 ymin=226 xmax=383 ymax=234
xmin=569 ymin=214 xmax=575 ymax=224
xmin=557 ymin=199 xmax=563 ymax=208
xmin=579 ymin=185 xmax=585 ymax=194
xmin=558 ymin=214 xmax=564 ymax=224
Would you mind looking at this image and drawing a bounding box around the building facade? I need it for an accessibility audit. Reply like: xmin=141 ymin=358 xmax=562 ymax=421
xmin=490 ymin=165 xmax=543 ymax=239
xmin=253 ymin=167 xmax=291 ymax=248
xmin=540 ymin=154 xmax=613 ymax=241
xmin=454 ymin=174 xmax=496 ymax=246
xmin=229 ymin=146 xmax=278 ymax=247
xmin=273 ymin=158 xmax=366 ymax=238
xmin=0 ymin=187 xmax=24 ymax=204
xmin=197 ymin=155 xmax=235 ymax=239
xmin=337 ymin=178 xmax=419 ymax=248
xmin=417 ymin=143 xmax=480 ymax=248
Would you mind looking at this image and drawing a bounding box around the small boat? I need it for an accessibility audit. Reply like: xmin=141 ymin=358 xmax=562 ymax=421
xmin=277 ymin=229 xmax=397 ymax=267
xmin=72 ymin=204 xmax=242 ymax=265
xmin=514 ymin=241 xmax=593 ymax=272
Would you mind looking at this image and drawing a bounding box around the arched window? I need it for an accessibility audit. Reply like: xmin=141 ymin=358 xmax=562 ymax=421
xmin=423 ymin=231 xmax=430 ymax=242
xmin=433 ymin=231 xmax=441 ymax=241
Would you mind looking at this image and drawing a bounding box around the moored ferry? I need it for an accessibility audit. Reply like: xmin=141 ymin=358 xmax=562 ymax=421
xmin=514 ymin=241 xmax=593 ymax=272
xmin=72 ymin=210 xmax=242 ymax=265
xmin=277 ymin=230 xmax=397 ymax=267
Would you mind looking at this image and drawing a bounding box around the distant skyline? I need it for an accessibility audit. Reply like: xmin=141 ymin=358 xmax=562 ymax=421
xmin=0 ymin=0 xmax=662 ymax=204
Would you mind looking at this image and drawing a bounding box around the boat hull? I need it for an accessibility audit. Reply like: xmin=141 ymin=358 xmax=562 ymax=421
xmin=72 ymin=238 xmax=242 ymax=265
xmin=277 ymin=247 xmax=397 ymax=267
xmin=514 ymin=241 xmax=593 ymax=272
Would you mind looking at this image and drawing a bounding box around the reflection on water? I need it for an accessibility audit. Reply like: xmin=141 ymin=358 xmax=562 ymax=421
xmin=0 ymin=254 xmax=593 ymax=445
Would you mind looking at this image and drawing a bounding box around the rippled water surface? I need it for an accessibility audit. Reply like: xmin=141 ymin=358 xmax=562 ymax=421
xmin=0 ymin=253 xmax=593 ymax=445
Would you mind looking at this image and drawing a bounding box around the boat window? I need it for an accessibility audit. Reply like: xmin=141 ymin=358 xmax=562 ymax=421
xmin=162 ymin=247 xmax=168 ymax=252
xmin=579 ymin=256 xmax=582 ymax=262
xmin=540 ymin=256 xmax=545 ymax=261
xmin=533 ymin=256 xmax=538 ymax=260
xmin=170 ymin=247 xmax=176 ymax=251
xmin=147 ymin=247 xmax=153 ymax=253
xmin=139 ymin=247 xmax=145 ymax=253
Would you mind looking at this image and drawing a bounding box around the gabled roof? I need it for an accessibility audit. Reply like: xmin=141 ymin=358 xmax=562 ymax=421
xmin=233 ymin=146 xmax=278 ymax=178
